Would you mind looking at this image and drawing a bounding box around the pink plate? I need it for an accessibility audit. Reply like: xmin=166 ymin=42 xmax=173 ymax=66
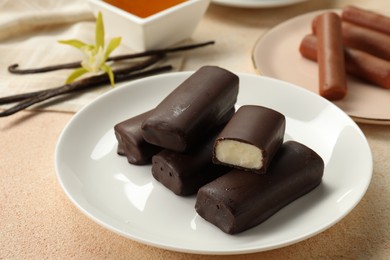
xmin=253 ymin=10 xmax=390 ymax=124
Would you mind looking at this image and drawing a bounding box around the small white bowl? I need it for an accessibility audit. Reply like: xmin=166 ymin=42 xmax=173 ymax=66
xmin=88 ymin=0 xmax=211 ymax=51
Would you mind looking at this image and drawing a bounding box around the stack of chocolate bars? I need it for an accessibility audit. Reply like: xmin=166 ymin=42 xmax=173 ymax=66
xmin=114 ymin=66 xmax=324 ymax=234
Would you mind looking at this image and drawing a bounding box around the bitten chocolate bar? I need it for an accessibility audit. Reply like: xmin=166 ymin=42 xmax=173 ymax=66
xmin=114 ymin=110 xmax=162 ymax=165
xmin=141 ymin=66 xmax=239 ymax=152
xmin=196 ymin=141 xmax=324 ymax=235
xmin=151 ymin=123 xmax=232 ymax=196
xmin=213 ymin=105 xmax=285 ymax=174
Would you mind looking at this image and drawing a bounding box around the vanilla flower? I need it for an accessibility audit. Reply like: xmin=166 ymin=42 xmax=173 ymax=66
xmin=59 ymin=12 xmax=121 ymax=86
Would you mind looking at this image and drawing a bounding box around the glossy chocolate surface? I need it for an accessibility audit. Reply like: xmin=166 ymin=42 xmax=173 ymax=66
xmin=151 ymin=116 xmax=233 ymax=196
xmin=213 ymin=105 xmax=285 ymax=174
xmin=114 ymin=110 xmax=162 ymax=165
xmin=141 ymin=66 xmax=239 ymax=152
xmin=196 ymin=141 xmax=324 ymax=234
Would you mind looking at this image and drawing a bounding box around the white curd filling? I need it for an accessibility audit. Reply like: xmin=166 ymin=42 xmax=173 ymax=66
xmin=215 ymin=140 xmax=263 ymax=169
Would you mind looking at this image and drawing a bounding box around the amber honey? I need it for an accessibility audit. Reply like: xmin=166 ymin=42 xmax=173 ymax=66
xmin=104 ymin=0 xmax=188 ymax=18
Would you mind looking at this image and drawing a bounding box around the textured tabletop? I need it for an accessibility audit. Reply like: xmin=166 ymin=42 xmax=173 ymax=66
xmin=1 ymin=0 xmax=389 ymax=259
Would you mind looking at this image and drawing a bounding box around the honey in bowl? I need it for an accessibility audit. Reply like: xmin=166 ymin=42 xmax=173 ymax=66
xmin=104 ymin=0 xmax=188 ymax=18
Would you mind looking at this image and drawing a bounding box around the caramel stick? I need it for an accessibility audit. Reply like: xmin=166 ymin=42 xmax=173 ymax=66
xmin=341 ymin=21 xmax=390 ymax=61
xmin=299 ymin=34 xmax=390 ymax=89
xmin=316 ymin=12 xmax=347 ymax=100
xmin=313 ymin=15 xmax=390 ymax=61
xmin=341 ymin=5 xmax=390 ymax=36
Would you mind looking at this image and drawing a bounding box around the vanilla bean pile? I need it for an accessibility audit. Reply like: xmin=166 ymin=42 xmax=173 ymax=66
xmin=0 ymin=41 xmax=215 ymax=117
xmin=0 ymin=58 xmax=171 ymax=117
xmin=1 ymin=54 xmax=165 ymax=105
xmin=8 ymin=41 xmax=215 ymax=74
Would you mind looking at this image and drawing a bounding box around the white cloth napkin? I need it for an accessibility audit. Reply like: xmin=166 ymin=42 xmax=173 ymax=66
xmin=0 ymin=0 xmax=182 ymax=113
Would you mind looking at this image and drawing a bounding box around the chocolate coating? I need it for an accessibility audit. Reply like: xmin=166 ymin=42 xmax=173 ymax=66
xmin=141 ymin=66 xmax=239 ymax=152
xmin=114 ymin=110 xmax=162 ymax=165
xmin=196 ymin=141 xmax=324 ymax=234
xmin=151 ymin=128 xmax=231 ymax=196
xmin=213 ymin=105 xmax=285 ymax=174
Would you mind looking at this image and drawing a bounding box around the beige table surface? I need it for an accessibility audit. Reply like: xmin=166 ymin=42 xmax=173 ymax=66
xmin=1 ymin=0 xmax=390 ymax=259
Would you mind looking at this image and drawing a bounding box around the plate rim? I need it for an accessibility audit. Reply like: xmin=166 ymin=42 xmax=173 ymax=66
xmin=212 ymin=0 xmax=308 ymax=8
xmin=55 ymin=71 xmax=373 ymax=254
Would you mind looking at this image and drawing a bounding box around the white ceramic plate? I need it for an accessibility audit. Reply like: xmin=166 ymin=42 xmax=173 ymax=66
xmin=55 ymin=72 xmax=372 ymax=254
xmin=253 ymin=10 xmax=390 ymax=124
xmin=212 ymin=0 xmax=308 ymax=8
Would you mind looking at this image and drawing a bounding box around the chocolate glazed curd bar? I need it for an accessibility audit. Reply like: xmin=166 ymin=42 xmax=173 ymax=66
xmin=114 ymin=110 xmax=162 ymax=165
xmin=141 ymin=66 xmax=239 ymax=152
xmin=213 ymin=105 xmax=285 ymax=174
xmin=196 ymin=141 xmax=325 ymax=235
xmin=151 ymin=115 xmax=233 ymax=196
